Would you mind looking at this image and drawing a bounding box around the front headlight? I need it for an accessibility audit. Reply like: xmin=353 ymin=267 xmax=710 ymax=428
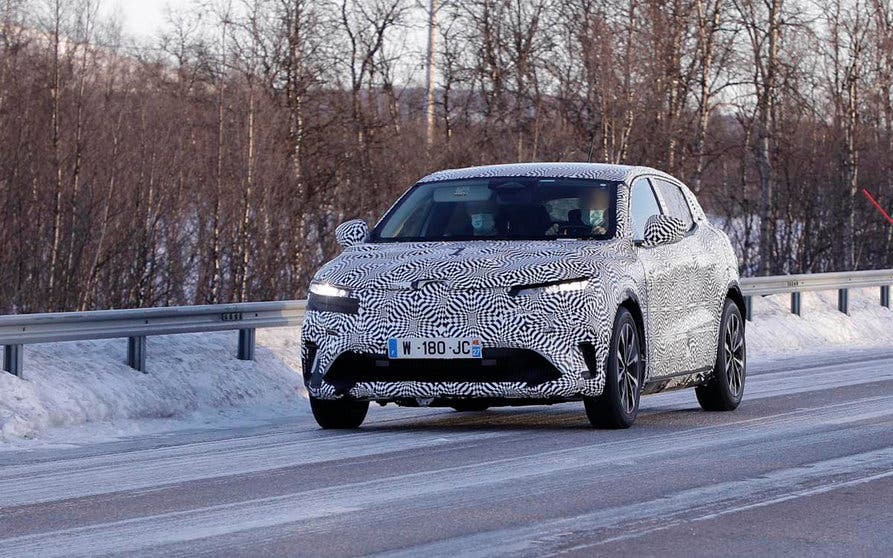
xmin=308 ymin=281 xmax=359 ymax=314
xmin=309 ymin=282 xmax=351 ymax=298
xmin=510 ymin=278 xmax=589 ymax=297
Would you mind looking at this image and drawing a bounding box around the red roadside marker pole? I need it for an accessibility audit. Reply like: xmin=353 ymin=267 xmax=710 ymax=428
xmin=862 ymin=188 xmax=893 ymax=225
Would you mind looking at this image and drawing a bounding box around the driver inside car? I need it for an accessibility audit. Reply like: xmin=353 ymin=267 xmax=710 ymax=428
xmin=583 ymin=188 xmax=610 ymax=234
xmin=546 ymin=188 xmax=610 ymax=236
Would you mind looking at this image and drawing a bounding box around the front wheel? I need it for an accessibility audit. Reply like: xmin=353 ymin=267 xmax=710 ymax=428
xmin=310 ymin=396 xmax=369 ymax=429
xmin=696 ymin=298 xmax=746 ymax=411
xmin=584 ymin=307 xmax=643 ymax=429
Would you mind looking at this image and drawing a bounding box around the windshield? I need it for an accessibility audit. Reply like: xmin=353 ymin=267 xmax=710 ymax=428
xmin=372 ymin=177 xmax=618 ymax=242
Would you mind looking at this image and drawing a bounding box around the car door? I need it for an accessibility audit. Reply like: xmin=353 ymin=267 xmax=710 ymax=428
xmin=651 ymin=178 xmax=718 ymax=371
xmin=630 ymin=177 xmax=698 ymax=377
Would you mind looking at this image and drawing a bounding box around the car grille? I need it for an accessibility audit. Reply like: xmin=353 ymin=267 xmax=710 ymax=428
xmin=323 ymin=348 xmax=562 ymax=395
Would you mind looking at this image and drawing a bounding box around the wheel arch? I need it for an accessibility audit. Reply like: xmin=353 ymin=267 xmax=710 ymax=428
xmin=618 ymin=290 xmax=647 ymax=371
xmin=726 ymin=282 xmax=746 ymax=319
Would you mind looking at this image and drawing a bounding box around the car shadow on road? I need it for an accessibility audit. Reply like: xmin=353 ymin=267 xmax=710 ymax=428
xmin=352 ymin=403 xmax=707 ymax=433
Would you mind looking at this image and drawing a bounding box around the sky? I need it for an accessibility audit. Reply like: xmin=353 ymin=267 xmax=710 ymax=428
xmin=103 ymin=0 xmax=426 ymax=51
xmin=106 ymin=0 xmax=169 ymax=41
xmin=101 ymin=0 xmax=429 ymax=85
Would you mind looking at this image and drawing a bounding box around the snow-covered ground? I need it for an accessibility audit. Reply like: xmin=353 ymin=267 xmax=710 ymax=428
xmin=1 ymin=287 xmax=891 ymax=445
xmin=746 ymin=287 xmax=893 ymax=354
xmin=0 ymin=328 xmax=306 ymax=444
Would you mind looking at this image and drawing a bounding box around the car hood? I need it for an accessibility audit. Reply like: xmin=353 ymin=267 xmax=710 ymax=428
xmin=312 ymin=240 xmax=628 ymax=291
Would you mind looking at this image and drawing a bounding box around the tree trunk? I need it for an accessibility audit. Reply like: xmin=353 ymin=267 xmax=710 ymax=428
xmin=425 ymin=0 xmax=437 ymax=150
xmin=757 ymin=0 xmax=782 ymax=276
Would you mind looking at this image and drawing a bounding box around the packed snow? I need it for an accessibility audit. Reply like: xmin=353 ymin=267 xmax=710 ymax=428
xmin=0 ymin=328 xmax=306 ymax=443
xmin=746 ymin=287 xmax=893 ymax=354
xmin=1 ymin=287 xmax=891 ymax=443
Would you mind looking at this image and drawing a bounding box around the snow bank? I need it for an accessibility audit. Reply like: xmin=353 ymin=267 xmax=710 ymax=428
xmin=1 ymin=287 xmax=891 ymax=442
xmin=746 ymin=287 xmax=893 ymax=354
xmin=0 ymin=328 xmax=306 ymax=442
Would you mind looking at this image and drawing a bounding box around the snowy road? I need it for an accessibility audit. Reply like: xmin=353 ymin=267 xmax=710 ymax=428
xmin=1 ymin=348 xmax=892 ymax=557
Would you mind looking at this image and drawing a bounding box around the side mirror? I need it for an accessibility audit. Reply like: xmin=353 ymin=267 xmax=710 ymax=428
xmin=642 ymin=215 xmax=688 ymax=247
xmin=335 ymin=219 xmax=368 ymax=248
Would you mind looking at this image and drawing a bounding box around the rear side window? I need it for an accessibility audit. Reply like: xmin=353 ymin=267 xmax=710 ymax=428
xmin=653 ymin=179 xmax=694 ymax=229
xmin=629 ymin=178 xmax=662 ymax=241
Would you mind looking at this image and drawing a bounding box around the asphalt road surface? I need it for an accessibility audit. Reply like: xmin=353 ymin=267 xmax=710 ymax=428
xmin=1 ymin=348 xmax=892 ymax=557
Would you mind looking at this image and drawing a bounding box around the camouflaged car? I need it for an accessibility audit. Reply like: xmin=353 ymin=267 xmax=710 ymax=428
xmin=301 ymin=163 xmax=746 ymax=429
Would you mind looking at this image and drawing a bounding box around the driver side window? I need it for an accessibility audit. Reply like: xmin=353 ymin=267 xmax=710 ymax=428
xmin=630 ymin=178 xmax=662 ymax=241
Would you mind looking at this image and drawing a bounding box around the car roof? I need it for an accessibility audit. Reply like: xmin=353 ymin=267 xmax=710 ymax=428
xmin=417 ymin=162 xmax=678 ymax=185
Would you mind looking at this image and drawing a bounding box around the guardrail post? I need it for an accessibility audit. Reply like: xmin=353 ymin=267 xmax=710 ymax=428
xmin=238 ymin=328 xmax=256 ymax=361
xmin=790 ymin=292 xmax=801 ymax=316
xmin=127 ymin=336 xmax=147 ymax=373
xmin=882 ymin=286 xmax=891 ymax=309
xmin=838 ymin=288 xmax=849 ymax=315
xmin=3 ymin=345 xmax=23 ymax=377
xmin=744 ymin=296 xmax=753 ymax=321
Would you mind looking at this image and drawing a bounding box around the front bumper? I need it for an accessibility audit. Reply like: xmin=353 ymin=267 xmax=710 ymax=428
xmin=301 ymin=285 xmax=612 ymax=401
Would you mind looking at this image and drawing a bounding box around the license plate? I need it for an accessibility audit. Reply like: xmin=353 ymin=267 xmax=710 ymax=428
xmin=388 ymin=337 xmax=482 ymax=359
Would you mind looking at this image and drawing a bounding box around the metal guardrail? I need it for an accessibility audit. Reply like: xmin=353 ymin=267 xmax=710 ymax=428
xmin=0 ymin=270 xmax=890 ymax=378
xmin=1 ymin=301 xmax=306 ymax=377
xmin=739 ymin=269 xmax=893 ymax=320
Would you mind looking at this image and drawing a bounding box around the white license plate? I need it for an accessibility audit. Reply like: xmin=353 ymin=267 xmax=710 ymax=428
xmin=388 ymin=337 xmax=482 ymax=359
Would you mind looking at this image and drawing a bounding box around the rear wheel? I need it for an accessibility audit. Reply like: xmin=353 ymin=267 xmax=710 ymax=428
xmin=450 ymin=401 xmax=490 ymax=412
xmin=584 ymin=307 xmax=643 ymax=429
xmin=696 ymin=298 xmax=746 ymax=411
xmin=309 ymin=396 xmax=369 ymax=429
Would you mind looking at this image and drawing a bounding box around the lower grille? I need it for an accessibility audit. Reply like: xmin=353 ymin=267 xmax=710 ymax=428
xmin=323 ymin=349 xmax=562 ymax=395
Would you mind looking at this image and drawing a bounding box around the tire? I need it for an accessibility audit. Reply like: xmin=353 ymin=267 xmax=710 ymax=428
xmin=584 ymin=307 xmax=643 ymax=429
xmin=696 ymin=298 xmax=746 ymax=411
xmin=450 ymin=401 xmax=490 ymax=412
xmin=309 ymin=396 xmax=369 ymax=429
